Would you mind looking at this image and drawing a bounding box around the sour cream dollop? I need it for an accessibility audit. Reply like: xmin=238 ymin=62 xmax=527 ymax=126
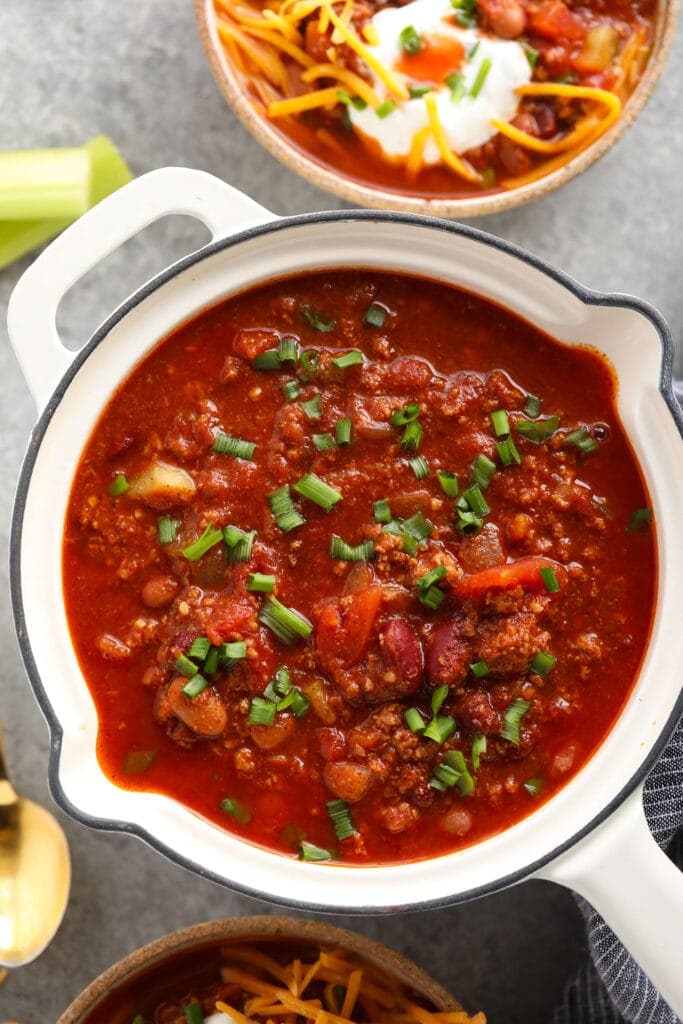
xmin=348 ymin=0 xmax=532 ymax=165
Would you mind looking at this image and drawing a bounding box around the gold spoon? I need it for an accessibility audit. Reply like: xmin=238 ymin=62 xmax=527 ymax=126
xmin=0 ymin=720 xmax=70 ymax=966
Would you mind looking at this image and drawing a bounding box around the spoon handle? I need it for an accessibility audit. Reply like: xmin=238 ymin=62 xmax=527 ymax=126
xmin=0 ymin=722 xmax=18 ymax=806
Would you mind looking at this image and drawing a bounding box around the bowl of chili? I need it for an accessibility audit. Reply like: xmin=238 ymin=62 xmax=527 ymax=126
xmin=57 ymin=916 xmax=483 ymax=1024
xmin=7 ymin=168 xmax=683 ymax=1013
xmin=195 ymin=0 xmax=678 ymax=216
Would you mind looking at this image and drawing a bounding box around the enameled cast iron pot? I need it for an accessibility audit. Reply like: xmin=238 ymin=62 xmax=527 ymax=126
xmin=7 ymin=168 xmax=683 ymax=1012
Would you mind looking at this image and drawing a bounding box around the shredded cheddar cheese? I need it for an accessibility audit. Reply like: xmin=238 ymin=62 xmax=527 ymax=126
xmin=268 ymin=86 xmax=341 ymax=116
xmin=323 ymin=3 xmax=409 ymax=99
xmin=302 ymin=62 xmax=380 ymax=106
xmin=424 ymin=94 xmax=482 ymax=184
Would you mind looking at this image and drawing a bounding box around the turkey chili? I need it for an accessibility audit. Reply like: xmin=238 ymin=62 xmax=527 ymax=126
xmin=62 ymin=269 xmax=656 ymax=864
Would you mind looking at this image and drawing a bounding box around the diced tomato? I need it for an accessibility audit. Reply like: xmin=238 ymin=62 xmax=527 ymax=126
xmin=457 ymin=556 xmax=566 ymax=599
xmin=315 ymin=586 xmax=382 ymax=669
xmin=528 ymin=1 xmax=585 ymax=40
xmin=206 ymin=599 xmax=256 ymax=646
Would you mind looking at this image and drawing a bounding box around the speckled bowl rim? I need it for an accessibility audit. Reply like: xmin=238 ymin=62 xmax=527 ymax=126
xmin=55 ymin=916 xmax=461 ymax=1024
xmin=194 ymin=0 xmax=679 ymax=217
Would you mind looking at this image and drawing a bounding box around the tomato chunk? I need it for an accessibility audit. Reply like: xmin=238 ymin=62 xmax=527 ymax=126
xmin=315 ymin=586 xmax=383 ymax=669
xmin=528 ymin=0 xmax=585 ymax=40
xmin=457 ymin=556 xmax=566 ymax=599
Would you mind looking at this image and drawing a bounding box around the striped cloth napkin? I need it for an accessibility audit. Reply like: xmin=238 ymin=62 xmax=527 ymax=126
xmin=554 ymin=718 xmax=683 ymax=1024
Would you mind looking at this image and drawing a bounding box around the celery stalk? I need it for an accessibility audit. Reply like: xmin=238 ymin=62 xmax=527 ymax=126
xmin=0 ymin=135 xmax=132 ymax=270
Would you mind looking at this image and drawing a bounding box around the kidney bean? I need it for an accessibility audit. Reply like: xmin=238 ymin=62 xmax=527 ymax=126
xmin=379 ymin=619 xmax=424 ymax=697
xmin=426 ymin=618 xmax=471 ymax=687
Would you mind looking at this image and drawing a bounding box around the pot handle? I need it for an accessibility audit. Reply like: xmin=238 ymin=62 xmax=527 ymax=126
xmin=6 ymin=167 xmax=276 ymax=410
xmin=538 ymin=783 xmax=683 ymax=1016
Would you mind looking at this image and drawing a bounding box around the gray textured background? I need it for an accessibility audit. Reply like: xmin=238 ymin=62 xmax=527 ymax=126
xmin=0 ymin=2 xmax=681 ymax=1022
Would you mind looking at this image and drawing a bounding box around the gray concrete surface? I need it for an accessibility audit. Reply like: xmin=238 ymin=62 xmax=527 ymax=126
xmin=0 ymin=2 xmax=681 ymax=1021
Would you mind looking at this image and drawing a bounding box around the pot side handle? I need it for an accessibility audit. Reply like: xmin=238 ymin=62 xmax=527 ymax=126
xmin=6 ymin=167 xmax=276 ymax=410
xmin=538 ymin=783 xmax=683 ymax=1016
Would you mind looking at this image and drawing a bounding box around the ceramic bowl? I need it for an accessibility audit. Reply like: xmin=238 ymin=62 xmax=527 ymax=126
xmin=194 ymin=0 xmax=679 ymax=217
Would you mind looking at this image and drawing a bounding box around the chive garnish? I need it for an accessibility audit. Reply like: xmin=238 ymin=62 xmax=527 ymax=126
xmin=219 ymin=641 xmax=246 ymax=664
xmin=301 ymin=305 xmax=335 ymax=332
xmin=133 ymin=1015 xmax=145 ymax=1024
xmin=468 ymin=40 xmax=481 ymax=59
xmin=330 ymin=535 xmax=375 ymax=561
xmin=246 ymin=572 xmax=276 ymax=592
xmin=497 ymin=437 xmax=522 ymax=466
xmin=293 ymin=472 xmax=342 ymax=511
xmin=331 ymin=349 xmax=364 ymax=370
xmin=539 ymin=566 xmax=560 ymax=593
xmin=524 ymin=776 xmax=545 ymax=796
xmin=299 ymin=841 xmax=332 ymax=862
xmin=185 ymin=1003 xmax=204 ymax=1024
xmin=182 ymin=524 xmax=223 ymax=561
xmin=524 ymin=394 xmax=541 ymax=418
xmin=627 ymin=508 xmax=652 ymax=533
xmin=409 ymin=83 xmax=432 ymax=98
xmin=277 ymin=687 xmax=309 ymax=718
xmin=409 ymin=455 xmax=430 ymax=479
xmin=123 ymin=750 xmax=157 ymax=775
xmin=437 ymin=471 xmax=458 ymax=496
xmin=530 ymin=650 xmax=557 ymax=676
xmin=252 ymin=349 xmax=281 ymax=371
xmin=223 ymin=525 xmax=256 ymax=563
xmin=401 ymin=511 xmax=434 ymax=542
xmin=283 ymin=380 xmax=301 ymax=402
xmin=109 ymin=472 xmax=130 ymax=497
xmin=470 ymin=659 xmax=490 ymax=678
xmin=423 ymin=715 xmax=456 ymax=744
xmin=268 ymin=485 xmax=306 ymax=532
xmin=373 ymin=499 xmax=392 ymax=523
xmin=450 ymin=0 xmax=477 ymax=27
xmin=419 ymin=584 xmax=445 ymax=609
xmin=248 ymin=696 xmax=277 ymax=726
xmin=491 ymin=410 xmax=510 ymax=437
xmin=471 ymin=733 xmax=487 ymax=770
xmin=471 ymin=454 xmax=496 ymax=489
xmin=375 ymin=99 xmax=396 ymax=118
xmin=431 ymin=684 xmax=449 ymax=716
xmin=263 ymin=667 xmax=292 ymax=702
xmin=175 ymin=653 xmax=198 ymax=678
xmin=401 ymin=419 xmax=423 ymax=451
xmin=462 ymin=484 xmax=490 ymax=518
xmin=404 ymin=707 xmax=426 ymax=732
xmin=390 ymin=403 xmax=420 ymax=426
xmin=204 ymin=647 xmax=218 ymax=675
xmin=457 ymin=509 xmax=483 ymax=536
xmin=523 ymin=43 xmax=539 ymax=68
xmin=301 ymin=395 xmax=323 ymax=419
xmin=259 ymin=596 xmax=313 ymax=645
xmin=313 ymin=432 xmax=336 ymax=451
xmin=501 ymin=698 xmax=531 ymax=745
xmin=430 ymin=750 xmax=475 ymax=795
xmin=417 ymin=565 xmax=447 ymax=591
xmin=277 ymin=335 xmax=299 ymax=364
xmin=188 ymin=636 xmax=210 ymax=661
xmin=182 ymin=673 xmax=208 ymax=699
xmin=516 ymin=416 xmax=560 ymax=442
xmin=157 ymin=516 xmax=179 ymax=544
xmin=400 ymin=24 xmax=423 ymax=54
xmin=564 ymin=426 xmax=600 ymax=454
xmin=364 ymin=302 xmax=387 ymax=327
xmin=470 ymin=57 xmax=492 ymax=97
xmin=445 ymin=71 xmax=466 ymax=100
xmin=327 ymin=799 xmax=358 ymax=840
xmin=219 ymin=795 xmax=252 ymax=824
xmin=335 ymin=417 xmax=352 ymax=445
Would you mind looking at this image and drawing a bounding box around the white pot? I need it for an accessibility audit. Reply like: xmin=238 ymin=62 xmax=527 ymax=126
xmin=7 ymin=168 xmax=683 ymax=1013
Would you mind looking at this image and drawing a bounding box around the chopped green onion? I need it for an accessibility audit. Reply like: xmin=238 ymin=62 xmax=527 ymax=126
xmin=223 ymin=525 xmax=256 ymax=563
xmin=259 ymin=596 xmax=313 ymax=645
xmin=109 ymin=472 xmax=130 ymax=497
xmin=468 ymin=39 xmax=481 ymax=58
xmin=219 ymin=795 xmax=252 ymax=824
xmin=248 ymin=696 xmax=277 ymax=726
xmin=470 ymin=659 xmax=490 ymax=678
xmin=409 ymin=455 xmax=430 ymax=479
xmin=491 ymin=410 xmax=510 ymax=437
xmin=277 ymin=687 xmax=310 ymax=718
xmin=175 ymin=653 xmax=198 ymax=678
xmin=313 ymin=432 xmax=336 ymax=451
xmin=351 ymin=96 xmax=367 ymax=110
xmin=283 ymin=380 xmax=301 ymax=402
xmin=400 ymin=24 xmax=423 ymax=54
xmin=423 ymin=715 xmax=456 ymax=744
xmin=268 ymin=485 xmax=306 ymax=532
xmin=539 ymin=566 xmax=560 ymax=593
xmin=373 ymin=499 xmax=392 ymax=524
xmin=336 ymin=88 xmax=352 ymax=105
xmin=564 ymin=426 xmax=600 ymax=454
xmin=375 ymin=99 xmax=397 ymax=118
xmin=417 ymin=565 xmax=448 ymax=590
xmin=445 ymin=71 xmax=467 ymax=100
xmin=524 ymin=776 xmax=545 ymax=796
xmin=330 ymin=535 xmax=375 ymax=561
xmin=188 ymin=636 xmax=211 ymax=661
xmin=301 ymin=305 xmax=335 ymax=332
xmin=335 ymin=417 xmax=352 ymax=446
xmin=457 ymin=509 xmax=483 ymax=537
xmin=364 ymin=302 xmax=387 ymax=327
xmin=482 ymin=166 xmax=497 ymax=188
xmin=219 ymin=641 xmax=247 ymax=661
xmin=530 ymin=650 xmax=557 ymax=676
xmin=327 ymin=799 xmax=358 ymax=840
xmin=470 ymin=57 xmax=491 ymax=97
xmin=471 ymin=454 xmax=496 ymax=489
xmin=252 ymin=349 xmax=281 ymax=371
xmin=401 ymin=512 xmax=434 ymax=542
xmin=447 ymin=749 xmax=475 ymax=796
xmin=294 ymin=472 xmax=342 ymax=511
xmin=453 ymin=8 xmax=476 ymax=26
xmin=301 ymin=395 xmax=322 ymax=419
xmin=627 ymin=508 xmax=652 ymax=533
xmin=300 ymin=350 xmax=321 ymax=377
xmin=516 ymin=416 xmax=560 ymax=442
xmin=246 ymin=572 xmax=276 ymax=592
xmin=523 ymin=43 xmax=539 ymax=68
xmin=431 ymin=683 xmax=449 ymax=716
xmin=419 ymin=583 xmax=445 ymax=609
xmin=277 ymin=335 xmax=299 ymax=364
xmin=462 ymin=484 xmax=490 ymax=518
xmin=299 ymin=841 xmax=332 ymax=862
xmin=185 ymin=1003 xmax=204 ymax=1024
xmin=182 ymin=524 xmax=223 ymax=561
xmin=204 ymin=646 xmax=219 ymax=675
xmin=409 ymin=83 xmax=433 ymax=98
xmin=401 ymin=419 xmax=423 ymax=451
xmin=497 ymin=437 xmax=522 ymax=466
xmin=123 ymin=750 xmax=157 ymax=775
xmin=264 ymin=666 xmax=292 ymax=702
xmin=182 ymin=673 xmax=208 ymax=699
xmin=157 ymin=516 xmax=179 ymax=544
xmin=133 ymin=1015 xmax=145 ymax=1024
xmin=390 ymin=403 xmax=420 ymax=426
xmin=437 ymin=471 xmax=458 ymax=497
xmin=471 ymin=733 xmax=487 ymax=770
xmin=331 ymin=349 xmax=364 ymax=370
xmin=429 ymin=761 xmax=461 ymax=791
xmin=524 ymin=394 xmax=542 ymax=418
xmin=404 ymin=707 xmax=426 ymax=733
xmin=501 ymin=697 xmax=531 ymax=746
